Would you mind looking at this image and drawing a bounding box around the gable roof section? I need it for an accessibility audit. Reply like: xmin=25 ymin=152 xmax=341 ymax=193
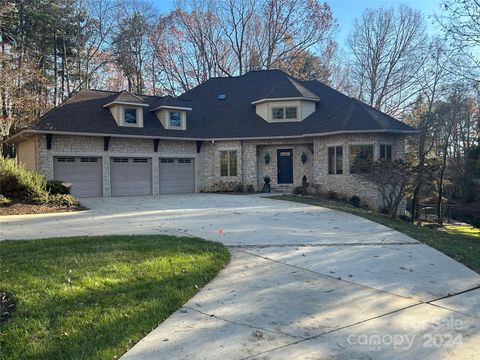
xmin=150 ymin=96 xmax=192 ymax=111
xmin=103 ymin=90 xmax=149 ymax=108
xmin=252 ymin=75 xmax=320 ymax=104
xmin=10 ymin=69 xmax=416 ymax=142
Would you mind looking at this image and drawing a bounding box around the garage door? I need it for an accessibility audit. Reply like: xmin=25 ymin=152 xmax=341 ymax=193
xmin=159 ymin=158 xmax=195 ymax=194
xmin=110 ymin=157 xmax=152 ymax=196
xmin=53 ymin=157 xmax=102 ymax=197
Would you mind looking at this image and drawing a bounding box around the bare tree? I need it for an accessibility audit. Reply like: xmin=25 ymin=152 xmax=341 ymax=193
xmin=437 ymin=0 xmax=480 ymax=82
xmin=354 ymin=159 xmax=414 ymax=219
xmin=257 ymin=0 xmax=336 ymax=70
xmin=409 ymin=38 xmax=452 ymax=221
xmin=347 ymin=5 xmax=427 ymax=116
xmin=219 ymin=0 xmax=256 ymax=75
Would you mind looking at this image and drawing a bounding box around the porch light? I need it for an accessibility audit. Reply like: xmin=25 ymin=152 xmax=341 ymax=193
xmin=264 ymin=153 xmax=271 ymax=165
xmin=301 ymin=152 xmax=307 ymax=164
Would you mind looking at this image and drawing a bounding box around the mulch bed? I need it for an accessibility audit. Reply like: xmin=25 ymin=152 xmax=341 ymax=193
xmin=0 ymin=292 xmax=16 ymax=325
xmin=0 ymin=203 xmax=87 ymax=216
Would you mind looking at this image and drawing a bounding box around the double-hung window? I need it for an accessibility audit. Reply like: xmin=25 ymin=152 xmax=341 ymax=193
xmin=328 ymin=146 xmax=343 ymax=174
xmin=220 ymin=151 xmax=237 ymax=176
xmin=380 ymin=144 xmax=392 ymax=160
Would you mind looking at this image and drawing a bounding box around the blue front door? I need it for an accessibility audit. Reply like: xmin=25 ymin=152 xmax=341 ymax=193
xmin=277 ymin=149 xmax=293 ymax=184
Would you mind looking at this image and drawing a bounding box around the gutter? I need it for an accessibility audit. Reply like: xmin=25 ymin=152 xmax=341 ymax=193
xmin=6 ymin=128 xmax=419 ymax=145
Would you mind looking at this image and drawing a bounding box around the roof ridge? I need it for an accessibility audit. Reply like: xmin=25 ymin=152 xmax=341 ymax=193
xmin=287 ymin=77 xmax=320 ymax=99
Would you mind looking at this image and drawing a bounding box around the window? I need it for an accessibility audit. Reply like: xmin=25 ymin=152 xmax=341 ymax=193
xmin=124 ymin=108 xmax=137 ymax=124
xmin=380 ymin=144 xmax=392 ymax=160
xmin=271 ymin=106 xmax=298 ymax=120
xmin=57 ymin=157 xmax=75 ymax=162
xmin=220 ymin=151 xmax=237 ymax=176
xmin=350 ymin=145 xmax=374 ymax=173
xmin=272 ymin=107 xmax=284 ymax=120
xmin=285 ymin=107 xmax=297 ymax=119
xmin=328 ymin=146 xmax=343 ymax=174
xmin=133 ymin=158 xmax=148 ymax=163
xmin=80 ymin=158 xmax=98 ymax=163
xmin=169 ymin=111 xmax=181 ymax=127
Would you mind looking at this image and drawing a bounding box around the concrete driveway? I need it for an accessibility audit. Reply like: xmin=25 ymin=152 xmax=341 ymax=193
xmin=1 ymin=194 xmax=479 ymax=359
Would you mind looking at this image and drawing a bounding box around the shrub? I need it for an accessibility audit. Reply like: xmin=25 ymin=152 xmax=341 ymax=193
xmin=233 ymin=183 xmax=244 ymax=193
xmin=0 ymin=158 xmax=80 ymax=207
xmin=328 ymin=191 xmax=338 ymax=200
xmin=49 ymin=194 xmax=80 ymax=207
xmin=46 ymin=180 xmax=71 ymax=195
xmin=301 ymin=175 xmax=309 ymax=189
xmin=0 ymin=195 xmax=11 ymax=206
xmin=211 ymin=180 xmax=240 ymax=192
xmin=293 ymin=186 xmax=308 ymax=195
xmin=246 ymin=184 xmax=255 ymax=193
xmin=0 ymin=158 xmax=46 ymax=201
xmin=33 ymin=193 xmax=80 ymax=207
xmin=349 ymin=195 xmax=361 ymax=207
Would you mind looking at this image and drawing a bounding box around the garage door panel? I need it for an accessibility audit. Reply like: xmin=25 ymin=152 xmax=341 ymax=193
xmin=53 ymin=157 xmax=102 ymax=197
xmin=159 ymin=158 xmax=195 ymax=194
xmin=111 ymin=158 xmax=152 ymax=196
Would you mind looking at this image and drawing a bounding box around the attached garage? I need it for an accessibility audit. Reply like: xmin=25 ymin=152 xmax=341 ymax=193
xmin=110 ymin=157 xmax=152 ymax=196
xmin=53 ymin=156 xmax=103 ymax=197
xmin=159 ymin=158 xmax=195 ymax=194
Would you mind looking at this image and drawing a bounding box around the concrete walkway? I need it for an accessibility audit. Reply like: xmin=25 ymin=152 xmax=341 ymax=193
xmin=1 ymin=194 xmax=479 ymax=359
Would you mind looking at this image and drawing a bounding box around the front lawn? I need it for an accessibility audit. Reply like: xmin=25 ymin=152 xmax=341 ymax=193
xmin=271 ymin=195 xmax=480 ymax=274
xmin=0 ymin=235 xmax=230 ymax=360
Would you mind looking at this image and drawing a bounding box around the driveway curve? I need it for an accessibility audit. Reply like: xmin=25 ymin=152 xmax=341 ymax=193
xmin=1 ymin=194 xmax=479 ymax=359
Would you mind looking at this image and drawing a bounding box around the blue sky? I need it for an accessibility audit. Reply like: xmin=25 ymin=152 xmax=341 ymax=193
xmin=151 ymin=0 xmax=443 ymax=43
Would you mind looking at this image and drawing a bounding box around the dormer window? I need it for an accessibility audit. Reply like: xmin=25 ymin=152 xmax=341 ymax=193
xmin=103 ymin=90 xmax=148 ymax=128
xmin=124 ymin=108 xmax=137 ymax=124
xmin=169 ymin=111 xmax=182 ymax=127
xmin=272 ymin=106 xmax=298 ymax=120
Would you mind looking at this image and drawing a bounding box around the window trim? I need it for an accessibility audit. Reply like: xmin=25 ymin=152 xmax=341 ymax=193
xmin=220 ymin=150 xmax=238 ymax=177
xmin=123 ymin=107 xmax=138 ymax=125
xmin=168 ymin=111 xmax=182 ymax=128
xmin=328 ymin=146 xmax=343 ymax=175
xmin=270 ymin=106 xmax=299 ymax=121
xmin=380 ymin=144 xmax=392 ymax=160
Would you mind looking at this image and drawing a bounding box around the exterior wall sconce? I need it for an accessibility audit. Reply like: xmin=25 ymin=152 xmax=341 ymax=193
xmin=265 ymin=153 xmax=271 ymax=165
xmin=301 ymin=151 xmax=307 ymax=164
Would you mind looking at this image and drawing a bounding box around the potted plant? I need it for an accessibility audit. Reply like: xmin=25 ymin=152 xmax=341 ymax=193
xmin=262 ymin=176 xmax=271 ymax=193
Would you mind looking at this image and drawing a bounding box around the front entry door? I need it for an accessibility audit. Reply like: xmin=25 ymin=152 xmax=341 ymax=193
xmin=277 ymin=149 xmax=293 ymax=184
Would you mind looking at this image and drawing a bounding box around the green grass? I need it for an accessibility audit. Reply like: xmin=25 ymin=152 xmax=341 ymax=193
xmin=271 ymin=195 xmax=480 ymax=274
xmin=0 ymin=235 xmax=230 ymax=360
xmin=444 ymin=224 xmax=480 ymax=239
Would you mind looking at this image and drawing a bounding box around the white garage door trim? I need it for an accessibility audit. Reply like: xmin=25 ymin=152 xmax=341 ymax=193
xmin=110 ymin=157 xmax=152 ymax=196
xmin=159 ymin=158 xmax=195 ymax=194
xmin=53 ymin=156 xmax=103 ymax=197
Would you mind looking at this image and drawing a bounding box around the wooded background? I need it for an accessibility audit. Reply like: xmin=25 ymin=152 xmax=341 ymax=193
xmin=0 ymin=0 xmax=479 ymax=221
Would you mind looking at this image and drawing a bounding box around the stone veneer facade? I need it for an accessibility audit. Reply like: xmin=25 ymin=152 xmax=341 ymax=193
xmin=23 ymin=132 xmax=407 ymax=209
